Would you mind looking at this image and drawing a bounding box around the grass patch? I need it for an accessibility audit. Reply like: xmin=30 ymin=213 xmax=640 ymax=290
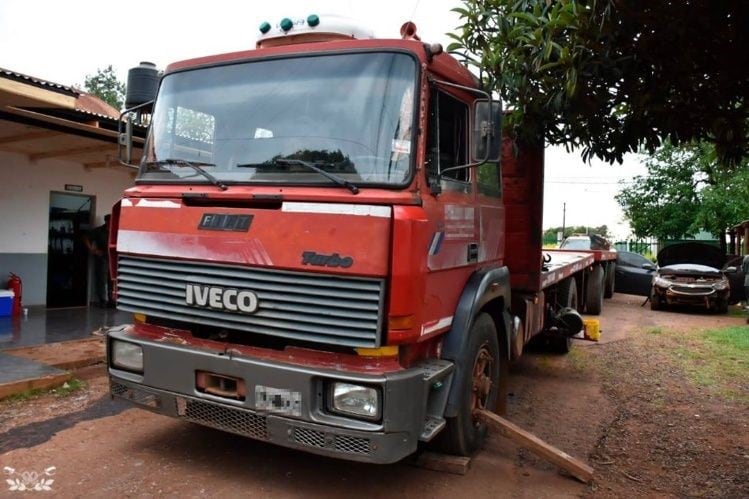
xmin=647 ymin=326 xmax=663 ymax=335
xmin=727 ymin=306 xmax=748 ymax=318
xmin=4 ymin=378 xmax=85 ymax=403
xmin=671 ymin=326 xmax=748 ymax=401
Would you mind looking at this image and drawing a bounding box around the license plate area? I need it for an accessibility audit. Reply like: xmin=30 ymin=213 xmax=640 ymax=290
xmin=195 ymin=371 xmax=246 ymax=401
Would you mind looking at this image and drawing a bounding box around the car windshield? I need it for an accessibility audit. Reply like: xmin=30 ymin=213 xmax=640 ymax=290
xmin=138 ymin=52 xmax=417 ymax=187
xmin=560 ymin=238 xmax=590 ymax=250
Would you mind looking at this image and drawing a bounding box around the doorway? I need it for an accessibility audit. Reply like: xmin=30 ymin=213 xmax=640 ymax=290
xmin=46 ymin=192 xmax=94 ymax=308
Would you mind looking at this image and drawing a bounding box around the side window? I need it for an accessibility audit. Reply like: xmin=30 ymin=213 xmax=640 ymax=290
xmin=478 ymin=162 xmax=501 ymax=197
xmin=426 ymin=90 xmax=469 ymax=183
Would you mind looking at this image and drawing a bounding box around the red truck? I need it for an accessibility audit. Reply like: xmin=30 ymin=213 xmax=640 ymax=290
xmin=109 ymin=15 xmax=609 ymax=463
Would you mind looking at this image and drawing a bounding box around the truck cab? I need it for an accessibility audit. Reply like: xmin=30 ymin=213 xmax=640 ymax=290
xmin=108 ymin=15 xmax=588 ymax=464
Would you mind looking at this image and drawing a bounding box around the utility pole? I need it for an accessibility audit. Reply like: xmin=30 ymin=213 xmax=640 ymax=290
xmin=561 ymin=202 xmax=566 ymax=238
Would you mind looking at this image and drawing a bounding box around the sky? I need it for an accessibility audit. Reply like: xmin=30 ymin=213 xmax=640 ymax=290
xmin=0 ymin=0 xmax=646 ymax=239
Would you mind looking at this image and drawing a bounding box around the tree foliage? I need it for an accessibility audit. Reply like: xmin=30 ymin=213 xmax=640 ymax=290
xmin=616 ymin=142 xmax=749 ymax=246
xmin=543 ymin=224 xmax=609 ymax=243
xmin=449 ymin=1 xmax=749 ymax=165
xmin=83 ymin=65 xmax=125 ymax=110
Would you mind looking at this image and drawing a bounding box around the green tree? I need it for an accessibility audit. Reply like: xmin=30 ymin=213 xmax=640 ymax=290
xmin=542 ymin=225 xmax=609 ymax=245
xmin=83 ymin=65 xmax=125 ymax=110
xmin=449 ymin=1 xmax=749 ymax=166
xmin=616 ymin=142 xmax=749 ymax=252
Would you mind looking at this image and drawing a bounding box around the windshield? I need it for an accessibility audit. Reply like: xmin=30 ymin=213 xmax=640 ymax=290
xmin=139 ymin=52 xmax=417 ymax=187
xmin=560 ymin=238 xmax=591 ymax=250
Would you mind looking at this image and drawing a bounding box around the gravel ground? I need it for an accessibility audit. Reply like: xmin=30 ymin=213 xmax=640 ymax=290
xmin=0 ymin=294 xmax=746 ymax=497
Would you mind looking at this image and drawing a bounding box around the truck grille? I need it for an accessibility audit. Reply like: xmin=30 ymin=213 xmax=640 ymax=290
xmin=116 ymin=255 xmax=385 ymax=347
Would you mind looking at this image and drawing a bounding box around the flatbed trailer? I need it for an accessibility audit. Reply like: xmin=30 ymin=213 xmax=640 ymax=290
xmin=553 ymin=248 xmax=618 ymax=304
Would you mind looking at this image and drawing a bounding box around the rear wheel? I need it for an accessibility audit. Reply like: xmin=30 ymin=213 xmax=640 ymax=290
xmin=553 ymin=278 xmax=578 ymax=353
xmin=585 ymin=265 xmax=605 ymax=315
xmin=439 ymin=313 xmax=501 ymax=456
xmin=604 ymin=262 xmax=616 ymax=298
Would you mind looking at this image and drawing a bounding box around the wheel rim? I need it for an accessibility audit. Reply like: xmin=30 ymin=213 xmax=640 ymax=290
xmin=471 ymin=343 xmax=495 ymax=426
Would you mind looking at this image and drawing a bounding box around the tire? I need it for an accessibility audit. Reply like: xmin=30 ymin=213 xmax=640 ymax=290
xmin=553 ymin=278 xmax=578 ymax=353
xmin=439 ymin=313 xmax=501 ymax=456
xmin=585 ymin=265 xmax=605 ymax=315
xmin=650 ymin=288 xmax=662 ymax=310
xmin=604 ymin=262 xmax=616 ymax=298
xmin=715 ymin=299 xmax=728 ymax=314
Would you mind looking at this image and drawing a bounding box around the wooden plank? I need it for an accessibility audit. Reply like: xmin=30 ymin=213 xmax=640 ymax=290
xmin=2 ymin=107 xmax=145 ymax=145
xmin=0 ymin=129 xmax=61 ymax=145
xmin=476 ymin=409 xmax=594 ymax=484
xmin=413 ymin=452 xmax=471 ymax=475
xmin=30 ymin=143 xmax=115 ymax=161
xmin=0 ymin=372 xmax=72 ymax=400
xmin=0 ymin=78 xmax=77 ymax=109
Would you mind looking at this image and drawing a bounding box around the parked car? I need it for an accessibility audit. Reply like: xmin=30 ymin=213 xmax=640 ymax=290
xmin=650 ymin=243 xmax=731 ymax=312
xmin=614 ymin=251 xmax=656 ymax=296
xmin=723 ymin=255 xmax=748 ymax=304
xmin=559 ymin=234 xmax=612 ymax=250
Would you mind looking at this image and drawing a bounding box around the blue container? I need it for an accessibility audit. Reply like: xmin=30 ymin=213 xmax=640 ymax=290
xmin=0 ymin=290 xmax=14 ymax=317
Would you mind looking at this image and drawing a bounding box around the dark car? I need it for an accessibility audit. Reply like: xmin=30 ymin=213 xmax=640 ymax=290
xmin=650 ymin=243 xmax=731 ymax=312
xmin=614 ymin=251 xmax=657 ymax=296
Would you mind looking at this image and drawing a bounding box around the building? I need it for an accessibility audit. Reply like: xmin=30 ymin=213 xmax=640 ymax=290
xmin=0 ymin=68 xmax=140 ymax=307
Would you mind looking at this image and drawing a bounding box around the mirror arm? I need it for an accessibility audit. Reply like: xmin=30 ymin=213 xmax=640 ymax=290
xmin=118 ymin=100 xmax=154 ymax=168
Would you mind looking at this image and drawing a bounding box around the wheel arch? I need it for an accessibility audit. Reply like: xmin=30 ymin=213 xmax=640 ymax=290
xmin=441 ymin=266 xmax=512 ymax=418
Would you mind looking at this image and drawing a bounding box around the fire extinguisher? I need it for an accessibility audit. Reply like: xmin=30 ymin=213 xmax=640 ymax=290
xmin=7 ymin=273 xmax=22 ymax=316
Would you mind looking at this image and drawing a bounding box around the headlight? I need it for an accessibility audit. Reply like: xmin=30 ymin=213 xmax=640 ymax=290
xmin=713 ymin=279 xmax=730 ymax=291
xmin=111 ymin=341 xmax=143 ymax=372
xmin=329 ymin=382 xmax=381 ymax=420
xmin=653 ymin=277 xmax=672 ymax=288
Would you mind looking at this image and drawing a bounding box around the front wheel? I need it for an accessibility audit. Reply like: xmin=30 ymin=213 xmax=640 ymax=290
xmin=438 ymin=313 xmax=501 ymax=456
xmin=650 ymin=288 xmax=663 ymax=310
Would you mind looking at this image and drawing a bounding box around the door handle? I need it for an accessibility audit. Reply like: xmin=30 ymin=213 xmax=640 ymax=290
xmin=467 ymin=243 xmax=479 ymax=262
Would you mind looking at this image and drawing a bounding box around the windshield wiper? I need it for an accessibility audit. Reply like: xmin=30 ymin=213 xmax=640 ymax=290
xmin=237 ymin=158 xmax=359 ymax=194
xmin=146 ymin=158 xmax=228 ymax=191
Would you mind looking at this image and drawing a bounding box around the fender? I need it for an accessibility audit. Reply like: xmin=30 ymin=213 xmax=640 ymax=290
xmin=442 ymin=266 xmax=512 ymax=417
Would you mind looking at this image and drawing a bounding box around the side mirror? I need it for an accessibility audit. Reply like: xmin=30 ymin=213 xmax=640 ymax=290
xmin=118 ymin=62 xmax=160 ymax=167
xmin=642 ymin=263 xmax=656 ymax=271
xmin=723 ymin=266 xmax=737 ymax=273
xmin=472 ymin=99 xmax=502 ymax=162
xmin=118 ymin=115 xmax=134 ymax=165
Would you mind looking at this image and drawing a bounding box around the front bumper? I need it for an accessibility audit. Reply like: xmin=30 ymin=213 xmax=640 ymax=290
xmin=107 ymin=326 xmax=452 ymax=464
xmin=654 ymin=284 xmax=729 ymax=307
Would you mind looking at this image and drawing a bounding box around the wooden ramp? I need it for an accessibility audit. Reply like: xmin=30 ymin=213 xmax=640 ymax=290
xmin=475 ymin=409 xmax=594 ymax=484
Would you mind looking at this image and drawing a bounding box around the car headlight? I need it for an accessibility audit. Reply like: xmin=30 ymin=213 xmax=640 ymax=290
xmin=328 ymin=382 xmax=381 ymax=420
xmin=653 ymin=276 xmax=672 ymax=288
xmin=111 ymin=341 xmax=143 ymax=372
xmin=713 ymin=279 xmax=730 ymax=291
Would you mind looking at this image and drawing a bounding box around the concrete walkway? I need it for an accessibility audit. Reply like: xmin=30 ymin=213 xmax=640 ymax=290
xmin=0 ymin=306 xmax=130 ymax=350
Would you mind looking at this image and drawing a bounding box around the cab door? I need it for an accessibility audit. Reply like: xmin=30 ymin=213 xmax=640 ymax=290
xmin=420 ymin=88 xmax=479 ymax=334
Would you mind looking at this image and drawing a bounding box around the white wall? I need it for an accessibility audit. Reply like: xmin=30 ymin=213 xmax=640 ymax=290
xmin=0 ymin=150 xmax=134 ymax=305
xmin=0 ymin=150 xmax=134 ymax=253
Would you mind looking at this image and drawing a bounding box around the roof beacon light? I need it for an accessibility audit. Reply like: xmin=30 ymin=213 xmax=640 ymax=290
xmin=280 ymin=18 xmax=294 ymax=32
xmin=256 ymin=14 xmax=374 ymax=48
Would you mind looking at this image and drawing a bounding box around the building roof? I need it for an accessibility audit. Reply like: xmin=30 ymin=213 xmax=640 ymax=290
xmin=0 ymin=66 xmax=142 ymax=168
xmin=0 ymin=67 xmax=80 ymax=97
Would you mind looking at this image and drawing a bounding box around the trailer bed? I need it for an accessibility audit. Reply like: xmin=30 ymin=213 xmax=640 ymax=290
xmin=554 ymin=248 xmax=617 ymax=263
xmin=540 ymin=250 xmax=595 ymax=289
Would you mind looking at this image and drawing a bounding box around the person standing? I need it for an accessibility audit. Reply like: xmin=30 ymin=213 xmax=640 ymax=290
xmin=85 ymin=214 xmax=111 ymax=307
